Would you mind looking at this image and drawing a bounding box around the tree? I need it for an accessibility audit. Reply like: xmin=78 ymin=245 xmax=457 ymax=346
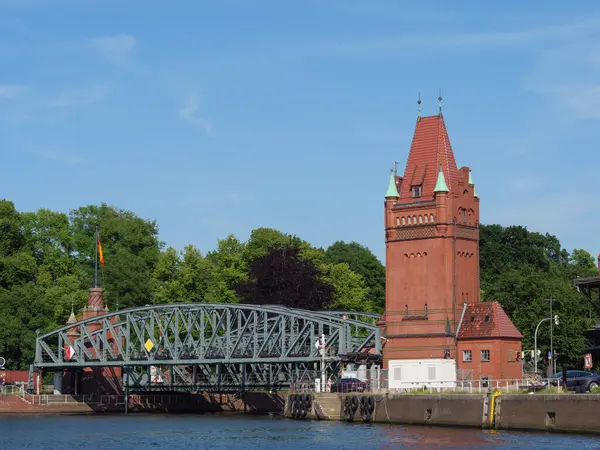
xmin=206 ymin=235 xmax=247 ymax=303
xmin=243 ymin=227 xmax=305 ymax=263
xmin=0 ymin=200 xmax=24 ymax=257
xmin=320 ymin=262 xmax=370 ymax=312
xmin=480 ymin=225 xmax=594 ymax=368
xmin=237 ymin=246 xmax=334 ymax=310
xmin=0 ymin=284 xmax=53 ymax=369
xmin=325 ymin=241 xmax=385 ymax=311
xmin=568 ymin=249 xmax=598 ymax=279
xmin=69 ymin=203 xmax=161 ymax=308
xmin=152 ymin=247 xmax=185 ymax=304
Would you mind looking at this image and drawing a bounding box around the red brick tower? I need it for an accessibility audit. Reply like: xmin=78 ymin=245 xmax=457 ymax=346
xmin=382 ymin=103 xmax=522 ymax=382
xmin=75 ymin=288 xmax=123 ymax=395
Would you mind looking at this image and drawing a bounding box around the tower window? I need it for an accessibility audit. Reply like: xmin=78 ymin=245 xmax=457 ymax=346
xmin=412 ymin=185 xmax=422 ymax=198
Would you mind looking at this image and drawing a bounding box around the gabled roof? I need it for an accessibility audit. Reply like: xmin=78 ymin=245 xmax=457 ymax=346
xmin=399 ymin=114 xmax=459 ymax=201
xmin=458 ymin=302 xmax=523 ymax=340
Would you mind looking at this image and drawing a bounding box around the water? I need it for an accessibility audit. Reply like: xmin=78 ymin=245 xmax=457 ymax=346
xmin=1 ymin=414 xmax=600 ymax=449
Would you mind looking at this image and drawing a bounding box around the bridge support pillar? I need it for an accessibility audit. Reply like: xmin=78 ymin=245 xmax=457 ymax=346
xmin=53 ymin=371 xmax=64 ymax=394
xmin=240 ymin=364 xmax=246 ymax=391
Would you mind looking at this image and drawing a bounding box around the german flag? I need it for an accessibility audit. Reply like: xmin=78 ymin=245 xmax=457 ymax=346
xmin=98 ymin=238 xmax=105 ymax=267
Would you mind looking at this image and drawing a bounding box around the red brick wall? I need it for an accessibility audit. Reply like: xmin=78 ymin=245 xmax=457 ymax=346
xmin=456 ymin=339 xmax=522 ymax=381
xmin=383 ymin=167 xmax=481 ymax=363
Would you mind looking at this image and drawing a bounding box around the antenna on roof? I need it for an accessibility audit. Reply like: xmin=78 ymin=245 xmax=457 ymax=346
xmin=417 ymin=92 xmax=422 ymax=121
xmin=438 ymin=88 xmax=443 ymax=115
xmin=394 ymin=161 xmax=400 ymax=176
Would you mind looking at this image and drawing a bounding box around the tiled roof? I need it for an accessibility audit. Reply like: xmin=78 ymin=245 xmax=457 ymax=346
xmin=399 ymin=114 xmax=459 ymax=201
xmin=458 ymin=302 xmax=523 ymax=340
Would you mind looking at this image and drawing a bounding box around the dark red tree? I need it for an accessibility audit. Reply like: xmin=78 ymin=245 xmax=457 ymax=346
xmin=237 ymin=246 xmax=333 ymax=310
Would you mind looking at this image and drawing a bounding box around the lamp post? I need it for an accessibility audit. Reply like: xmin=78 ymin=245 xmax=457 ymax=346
xmin=534 ymin=314 xmax=560 ymax=376
xmin=321 ymin=334 xmax=326 ymax=392
xmin=315 ymin=334 xmax=326 ymax=392
xmin=548 ymin=298 xmax=553 ymax=375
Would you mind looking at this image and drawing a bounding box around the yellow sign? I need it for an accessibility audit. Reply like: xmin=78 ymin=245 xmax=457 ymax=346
xmin=144 ymin=339 xmax=154 ymax=352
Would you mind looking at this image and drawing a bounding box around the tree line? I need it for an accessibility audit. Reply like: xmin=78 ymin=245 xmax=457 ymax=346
xmin=0 ymin=200 xmax=597 ymax=371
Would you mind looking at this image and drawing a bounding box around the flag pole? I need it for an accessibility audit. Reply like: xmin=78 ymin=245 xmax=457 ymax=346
xmin=94 ymin=225 xmax=98 ymax=288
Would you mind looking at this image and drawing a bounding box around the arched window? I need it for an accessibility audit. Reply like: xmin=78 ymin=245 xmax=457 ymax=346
xmin=395 ymin=217 xmax=400 ymax=226
xmin=407 ymin=217 xmax=411 ymax=225
xmin=430 ymin=214 xmax=434 ymax=223
xmin=418 ymin=215 xmax=423 ymax=224
xmin=413 ymin=215 xmax=417 ymax=224
xmin=401 ymin=217 xmax=406 ymax=226
xmin=424 ymin=215 xmax=428 ymax=224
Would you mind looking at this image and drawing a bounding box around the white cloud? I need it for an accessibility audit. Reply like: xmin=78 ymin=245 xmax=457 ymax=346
xmin=35 ymin=149 xmax=83 ymax=165
xmin=0 ymin=0 xmax=91 ymax=9
xmin=484 ymin=165 xmax=600 ymax=253
xmin=523 ymin=33 xmax=600 ymax=120
xmin=45 ymin=85 xmax=110 ymax=108
xmin=93 ymin=34 xmax=136 ymax=64
xmin=0 ymin=84 xmax=26 ymax=99
xmin=179 ymin=94 xmax=213 ymax=135
xmin=507 ymin=176 xmax=546 ymax=192
xmin=305 ymin=18 xmax=600 ymax=56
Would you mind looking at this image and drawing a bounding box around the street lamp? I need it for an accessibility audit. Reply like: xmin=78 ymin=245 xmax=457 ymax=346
xmin=534 ymin=314 xmax=559 ymax=376
xmin=315 ymin=334 xmax=326 ymax=392
xmin=547 ymin=298 xmax=553 ymax=375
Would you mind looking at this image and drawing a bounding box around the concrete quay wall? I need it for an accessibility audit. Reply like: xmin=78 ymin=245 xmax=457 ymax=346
xmin=285 ymin=393 xmax=600 ymax=434
xmin=0 ymin=392 xmax=284 ymax=415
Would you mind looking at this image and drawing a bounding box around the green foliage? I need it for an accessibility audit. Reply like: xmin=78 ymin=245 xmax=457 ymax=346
xmin=480 ymin=224 xmax=595 ymax=370
xmin=320 ymin=261 xmax=370 ymax=312
xmin=325 ymin=241 xmax=385 ymax=311
xmin=0 ymin=197 xmax=597 ymax=376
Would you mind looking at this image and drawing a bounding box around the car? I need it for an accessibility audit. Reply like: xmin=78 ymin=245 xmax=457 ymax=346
xmin=330 ymin=377 xmax=367 ymax=393
xmin=547 ymin=370 xmax=600 ymax=391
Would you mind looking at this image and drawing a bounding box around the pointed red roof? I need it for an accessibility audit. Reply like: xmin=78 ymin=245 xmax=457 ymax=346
xmin=399 ymin=114 xmax=459 ymax=201
xmin=458 ymin=302 xmax=523 ymax=340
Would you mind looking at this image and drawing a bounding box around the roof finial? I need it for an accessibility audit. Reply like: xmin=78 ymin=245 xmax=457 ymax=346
xmin=417 ymin=92 xmax=422 ymax=121
xmin=438 ymin=88 xmax=443 ymax=115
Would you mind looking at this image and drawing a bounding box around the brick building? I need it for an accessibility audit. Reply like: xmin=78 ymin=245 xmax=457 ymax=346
xmin=380 ymin=105 xmax=523 ymax=383
xmin=61 ymin=287 xmax=122 ymax=395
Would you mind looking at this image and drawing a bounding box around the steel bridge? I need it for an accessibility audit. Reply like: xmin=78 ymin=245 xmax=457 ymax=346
xmin=33 ymin=303 xmax=382 ymax=392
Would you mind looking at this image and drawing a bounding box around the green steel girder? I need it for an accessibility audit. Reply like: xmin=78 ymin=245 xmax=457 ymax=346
xmin=126 ymin=361 xmax=336 ymax=392
xmin=34 ymin=303 xmax=382 ymax=372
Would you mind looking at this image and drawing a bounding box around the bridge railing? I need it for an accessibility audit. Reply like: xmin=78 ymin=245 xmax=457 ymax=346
xmin=0 ymin=385 xmax=23 ymax=396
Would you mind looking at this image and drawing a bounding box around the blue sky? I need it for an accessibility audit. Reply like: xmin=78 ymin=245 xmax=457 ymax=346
xmin=1 ymin=0 xmax=600 ymax=263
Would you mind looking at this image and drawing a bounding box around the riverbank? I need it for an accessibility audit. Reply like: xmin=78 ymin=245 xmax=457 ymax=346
xmin=285 ymin=392 xmax=600 ymax=435
xmin=0 ymin=392 xmax=284 ymax=415
xmin=6 ymin=390 xmax=600 ymax=436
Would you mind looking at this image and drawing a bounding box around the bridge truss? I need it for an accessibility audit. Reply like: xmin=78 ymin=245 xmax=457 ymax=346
xmin=34 ymin=303 xmax=382 ymax=391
